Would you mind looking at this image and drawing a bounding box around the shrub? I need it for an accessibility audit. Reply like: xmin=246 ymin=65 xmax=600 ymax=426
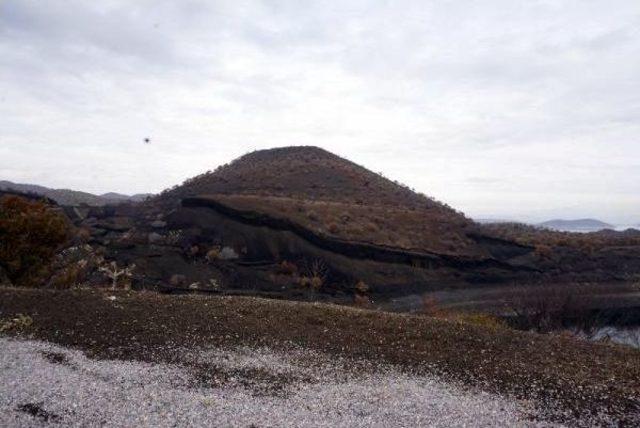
xmin=504 ymin=283 xmax=601 ymax=333
xmin=421 ymin=294 xmax=441 ymax=316
xmin=328 ymin=222 xmax=340 ymax=234
xmin=298 ymin=259 xmax=328 ymax=291
xmin=355 ymin=280 xmax=369 ymax=294
xmin=206 ymin=247 xmax=221 ymax=262
xmin=49 ymin=265 xmax=81 ymax=289
xmin=0 ymin=195 xmax=69 ymax=287
xmin=0 ymin=313 xmax=33 ymax=333
xmin=354 ymin=293 xmax=372 ymax=307
xmin=277 ymin=260 xmax=298 ymax=275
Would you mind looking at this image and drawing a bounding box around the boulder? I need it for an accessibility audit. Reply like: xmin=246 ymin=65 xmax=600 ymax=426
xmin=219 ymin=246 xmax=239 ymax=260
xmin=148 ymin=232 xmax=164 ymax=244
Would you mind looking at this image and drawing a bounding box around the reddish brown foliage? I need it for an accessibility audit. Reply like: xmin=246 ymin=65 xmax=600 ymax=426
xmin=0 ymin=195 xmax=69 ymax=286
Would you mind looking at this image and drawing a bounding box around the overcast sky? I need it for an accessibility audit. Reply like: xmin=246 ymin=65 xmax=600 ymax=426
xmin=1 ymin=1 xmax=639 ymax=223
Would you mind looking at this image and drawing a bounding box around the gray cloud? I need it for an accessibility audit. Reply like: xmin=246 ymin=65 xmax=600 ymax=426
xmin=1 ymin=0 xmax=639 ymax=223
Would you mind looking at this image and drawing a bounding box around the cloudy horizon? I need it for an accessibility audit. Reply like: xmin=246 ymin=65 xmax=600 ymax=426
xmin=1 ymin=0 xmax=639 ymax=224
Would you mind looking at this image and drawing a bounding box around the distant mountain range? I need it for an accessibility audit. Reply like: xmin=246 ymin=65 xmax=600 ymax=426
xmin=537 ymin=218 xmax=613 ymax=231
xmin=0 ymin=180 xmax=152 ymax=206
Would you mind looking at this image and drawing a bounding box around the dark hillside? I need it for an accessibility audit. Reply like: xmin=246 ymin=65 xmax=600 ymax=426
xmin=149 ymin=146 xmax=481 ymax=257
xmin=156 ymin=146 xmax=460 ymax=213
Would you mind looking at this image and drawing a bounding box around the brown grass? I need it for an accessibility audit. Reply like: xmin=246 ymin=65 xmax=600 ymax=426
xmin=482 ymin=222 xmax=640 ymax=253
xmin=208 ymin=194 xmax=478 ymax=256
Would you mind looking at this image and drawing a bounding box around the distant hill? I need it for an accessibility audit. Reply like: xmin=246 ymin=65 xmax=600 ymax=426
xmin=474 ymin=218 xmax=517 ymax=224
xmin=100 ymin=192 xmax=152 ymax=203
xmin=0 ymin=180 xmax=152 ymax=206
xmin=538 ymin=218 xmax=613 ymax=232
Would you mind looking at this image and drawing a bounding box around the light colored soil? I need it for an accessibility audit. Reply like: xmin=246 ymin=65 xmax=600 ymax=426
xmin=0 ymin=337 xmax=546 ymax=427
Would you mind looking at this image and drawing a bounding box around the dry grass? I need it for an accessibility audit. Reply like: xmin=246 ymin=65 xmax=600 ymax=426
xmin=155 ymin=146 xmax=464 ymax=216
xmin=208 ymin=194 xmax=478 ymax=256
xmin=482 ymin=222 xmax=640 ymax=254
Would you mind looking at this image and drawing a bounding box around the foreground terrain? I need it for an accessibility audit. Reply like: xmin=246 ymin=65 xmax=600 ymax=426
xmin=2 ymin=338 xmax=532 ymax=427
xmin=1 ymin=288 xmax=639 ymax=426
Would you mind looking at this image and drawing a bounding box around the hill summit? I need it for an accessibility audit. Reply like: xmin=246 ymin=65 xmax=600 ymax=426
xmin=158 ymin=146 xmax=456 ymax=212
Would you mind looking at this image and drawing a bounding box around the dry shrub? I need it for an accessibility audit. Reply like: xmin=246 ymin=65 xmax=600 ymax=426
xmin=421 ymin=294 xmax=442 ymax=316
xmin=50 ymin=265 xmax=81 ymax=289
xmin=534 ymin=244 xmax=553 ymax=259
xmin=0 ymin=195 xmax=69 ymax=287
xmin=447 ymin=313 xmax=507 ymax=331
xmin=504 ymin=283 xmax=604 ymax=333
xmin=299 ymin=258 xmax=328 ymax=291
xmin=0 ymin=314 xmax=33 ymax=333
xmin=277 ymin=260 xmax=298 ymax=275
xmin=206 ymin=247 xmax=221 ymax=262
xmin=75 ymin=227 xmax=91 ymax=243
xmin=355 ymin=280 xmax=369 ymax=294
xmin=354 ymin=293 xmax=372 ymax=308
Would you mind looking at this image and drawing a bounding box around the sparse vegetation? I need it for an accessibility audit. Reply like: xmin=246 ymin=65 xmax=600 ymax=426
xmin=207 ymin=194 xmax=475 ymax=255
xmin=482 ymin=221 xmax=640 ymax=254
xmin=0 ymin=313 xmax=33 ymax=333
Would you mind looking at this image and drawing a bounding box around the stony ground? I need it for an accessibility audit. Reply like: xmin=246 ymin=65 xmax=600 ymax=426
xmin=1 ymin=288 xmax=639 ymax=426
xmin=1 ymin=337 xmax=542 ymax=427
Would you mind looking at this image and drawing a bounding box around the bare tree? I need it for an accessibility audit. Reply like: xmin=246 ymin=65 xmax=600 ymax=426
xmin=99 ymin=261 xmax=135 ymax=290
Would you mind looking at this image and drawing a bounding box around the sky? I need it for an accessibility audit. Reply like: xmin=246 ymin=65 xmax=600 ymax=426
xmin=1 ymin=0 xmax=639 ymax=224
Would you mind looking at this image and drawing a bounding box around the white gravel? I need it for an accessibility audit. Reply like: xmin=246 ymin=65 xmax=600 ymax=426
xmin=0 ymin=337 xmax=554 ymax=427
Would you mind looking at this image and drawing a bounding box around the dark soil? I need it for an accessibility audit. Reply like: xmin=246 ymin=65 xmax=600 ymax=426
xmin=17 ymin=402 xmax=61 ymax=423
xmin=41 ymin=350 xmax=71 ymax=366
xmin=1 ymin=287 xmax=639 ymax=425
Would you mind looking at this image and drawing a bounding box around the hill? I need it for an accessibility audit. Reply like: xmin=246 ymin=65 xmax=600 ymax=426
xmin=58 ymin=146 xmax=639 ymax=295
xmin=152 ymin=146 xmax=477 ymax=255
xmin=538 ymin=218 xmax=613 ymax=231
xmin=157 ymin=146 xmax=455 ymax=210
xmin=0 ymin=180 xmax=152 ymax=206
xmin=12 ymin=145 xmax=636 ymax=298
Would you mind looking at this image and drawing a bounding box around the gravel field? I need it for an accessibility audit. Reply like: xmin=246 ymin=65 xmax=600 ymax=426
xmin=0 ymin=337 xmax=546 ymax=427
